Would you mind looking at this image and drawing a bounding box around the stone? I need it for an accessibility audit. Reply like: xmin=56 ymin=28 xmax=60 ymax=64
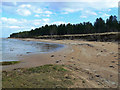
xmin=95 ymin=74 xmax=100 ymax=77
xmin=109 ymin=65 xmax=114 ymax=68
xmin=51 ymin=55 xmax=54 ymax=57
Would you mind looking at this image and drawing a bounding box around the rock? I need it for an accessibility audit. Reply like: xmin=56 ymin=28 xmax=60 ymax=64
xmin=110 ymin=75 xmax=113 ymax=77
xmin=103 ymin=49 xmax=107 ymax=52
xmin=51 ymin=55 xmax=54 ymax=57
xmin=95 ymin=74 xmax=100 ymax=77
xmin=10 ymin=49 xmax=13 ymax=51
xmin=64 ymin=56 xmax=66 ymax=57
xmin=109 ymin=65 xmax=114 ymax=68
xmin=101 ymin=50 xmax=103 ymax=52
xmin=111 ymin=61 xmax=115 ymax=63
xmin=56 ymin=60 xmax=60 ymax=63
xmin=96 ymin=49 xmax=99 ymax=51
xmin=20 ymin=54 xmax=22 ymax=56
xmin=110 ymin=52 xmax=114 ymax=54
xmin=26 ymin=52 xmax=31 ymax=54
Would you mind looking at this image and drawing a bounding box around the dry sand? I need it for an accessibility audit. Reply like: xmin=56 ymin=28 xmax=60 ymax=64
xmin=2 ymin=38 xmax=119 ymax=88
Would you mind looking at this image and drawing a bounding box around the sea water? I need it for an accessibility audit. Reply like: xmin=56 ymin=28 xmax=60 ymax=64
xmin=0 ymin=38 xmax=64 ymax=62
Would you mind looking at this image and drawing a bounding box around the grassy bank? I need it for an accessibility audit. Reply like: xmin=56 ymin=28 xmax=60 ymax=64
xmin=35 ymin=32 xmax=119 ymax=42
xmin=2 ymin=64 xmax=74 ymax=88
xmin=1 ymin=61 xmax=20 ymax=65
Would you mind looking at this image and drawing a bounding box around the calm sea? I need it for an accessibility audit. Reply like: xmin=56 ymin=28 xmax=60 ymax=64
xmin=0 ymin=38 xmax=64 ymax=62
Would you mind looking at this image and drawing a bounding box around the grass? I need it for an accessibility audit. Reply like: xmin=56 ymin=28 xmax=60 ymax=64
xmin=2 ymin=64 xmax=74 ymax=88
xmin=1 ymin=61 xmax=20 ymax=65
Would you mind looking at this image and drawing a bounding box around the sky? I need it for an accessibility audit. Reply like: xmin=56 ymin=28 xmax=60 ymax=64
xmin=0 ymin=0 xmax=119 ymax=37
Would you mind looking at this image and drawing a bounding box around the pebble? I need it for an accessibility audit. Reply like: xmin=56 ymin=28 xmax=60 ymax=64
xmin=110 ymin=52 xmax=114 ymax=54
xmin=95 ymin=74 xmax=100 ymax=77
xmin=20 ymin=54 xmax=22 ymax=56
xmin=26 ymin=52 xmax=31 ymax=54
xmin=71 ymin=57 xmax=74 ymax=59
xmin=111 ymin=61 xmax=115 ymax=63
xmin=110 ymin=75 xmax=113 ymax=77
xmin=103 ymin=49 xmax=107 ymax=52
xmin=56 ymin=60 xmax=61 ymax=63
xmin=51 ymin=55 xmax=54 ymax=57
xmin=109 ymin=65 xmax=114 ymax=68
xmin=101 ymin=50 xmax=103 ymax=52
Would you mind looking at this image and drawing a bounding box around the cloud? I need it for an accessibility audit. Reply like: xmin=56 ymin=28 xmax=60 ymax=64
xmin=34 ymin=14 xmax=40 ymax=17
xmin=9 ymin=26 xmax=21 ymax=29
xmin=19 ymin=4 xmax=31 ymax=8
xmin=43 ymin=14 xmax=50 ymax=17
xmin=44 ymin=11 xmax=52 ymax=14
xmin=108 ymin=9 xmax=111 ymax=12
xmin=85 ymin=11 xmax=97 ymax=16
xmin=17 ymin=9 xmax=31 ymax=16
xmin=80 ymin=15 xmax=87 ymax=18
xmin=102 ymin=13 xmax=110 ymax=17
xmin=1 ymin=17 xmax=18 ymax=24
xmin=34 ymin=8 xmax=43 ymax=13
xmin=62 ymin=8 xmax=83 ymax=14
xmin=16 ymin=4 xmax=32 ymax=16
xmin=42 ymin=18 xmax=50 ymax=22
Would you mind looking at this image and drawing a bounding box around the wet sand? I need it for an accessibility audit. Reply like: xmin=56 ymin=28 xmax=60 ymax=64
xmin=2 ymin=38 xmax=119 ymax=88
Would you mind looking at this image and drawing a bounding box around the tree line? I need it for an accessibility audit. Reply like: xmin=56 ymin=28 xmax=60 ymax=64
xmin=10 ymin=15 xmax=120 ymax=38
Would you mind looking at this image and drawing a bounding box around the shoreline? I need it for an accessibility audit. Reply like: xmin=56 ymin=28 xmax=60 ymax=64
xmin=2 ymin=38 xmax=118 ymax=88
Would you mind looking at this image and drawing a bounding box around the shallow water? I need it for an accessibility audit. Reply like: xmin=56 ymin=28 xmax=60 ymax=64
xmin=0 ymin=38 xmax=64 ymax=62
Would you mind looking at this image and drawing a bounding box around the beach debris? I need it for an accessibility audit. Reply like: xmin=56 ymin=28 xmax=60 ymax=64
xmin=51 ymin=55 xmax=54 ymax=57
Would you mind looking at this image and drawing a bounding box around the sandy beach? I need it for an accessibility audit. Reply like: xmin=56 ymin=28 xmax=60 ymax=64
xmin=2 ymin=38 xmax=118 ymax=88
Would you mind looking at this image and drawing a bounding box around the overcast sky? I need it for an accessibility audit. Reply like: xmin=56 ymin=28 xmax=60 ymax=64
xmin=0 ymin=0 xmax=119 ymax=37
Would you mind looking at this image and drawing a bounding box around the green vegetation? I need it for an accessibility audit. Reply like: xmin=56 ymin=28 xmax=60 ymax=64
xmin=1 ymin=61 xmax=20 ymax=65
xmin=10 ymin=15 xmax=119 ymax=38
xmin=2 ymin=64 xmax=74 ymax=88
